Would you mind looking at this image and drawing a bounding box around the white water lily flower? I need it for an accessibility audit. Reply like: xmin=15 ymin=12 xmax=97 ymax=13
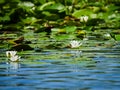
xmin=80 ymin=16 xmax=89 ymax=22
xmin=10 ymin=55 xmax=21 ymax=62
xmin=70 ymin=40 xmax=82 ymax=48
xmin=6 ymin=51 xmax=17 ymax=58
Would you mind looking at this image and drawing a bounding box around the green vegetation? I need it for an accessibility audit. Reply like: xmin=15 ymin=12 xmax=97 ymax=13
xmin=0 ymin=0 xmax=120 ymax=51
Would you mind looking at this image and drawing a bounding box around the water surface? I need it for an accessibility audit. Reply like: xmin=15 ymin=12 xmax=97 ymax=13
xmin=0 ymin=41 xmax=120 ymax=90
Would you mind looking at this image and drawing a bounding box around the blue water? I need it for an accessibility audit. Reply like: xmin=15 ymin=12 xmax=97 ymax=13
xmin=0 ymin=43 xmax=120 ymax=90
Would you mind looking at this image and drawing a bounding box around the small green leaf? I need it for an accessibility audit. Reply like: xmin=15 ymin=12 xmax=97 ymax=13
xmin=18 ymin=2 xmax=34 ymax=8
xmin=0 ymin=15 xmax=10 ymax=22
xmin=72 ymin=9 xmax=93 ymax=18
xmin=64 ymin=26 xmax=77 ymax=33
xmin=115 ymin=35 xmax=120 ymax=41
xmin=44 ymin=3 xmax=65 ymax=11
xmin=38 ymin=1 xmax=55 ymax=11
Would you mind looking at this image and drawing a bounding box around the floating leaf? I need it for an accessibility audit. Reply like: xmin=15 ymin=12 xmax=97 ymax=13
xmin=43 ymin=3 xmax=65 ymax=11
xmin=0 ymin=15 xmax=10 ymax=22
xmin=115 ymin=35 xmax=120 ymax=41
xmin=22 ymin=17 xmax=37 ymax=25
xmin=54 ymin=34 xmax=70 ymax=40
xmin=0 ymin=0 xmax=5 ymax=4
xmin=18 ymin=1 xmax=34 ymax=8
xmin=64 ymin=26 xmax=77 ymax=33
xmin=38 ymin=1 xmax=55 ymax=11
xmin=72 ymin=9 xmax=93 ymax=18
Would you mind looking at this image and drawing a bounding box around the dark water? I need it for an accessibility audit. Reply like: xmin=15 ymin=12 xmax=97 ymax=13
xmin=0 ymin=41 xmax=120 ymax=90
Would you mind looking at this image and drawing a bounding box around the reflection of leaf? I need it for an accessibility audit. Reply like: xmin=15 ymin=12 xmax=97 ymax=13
xmin=74 ymin=57 xmax=92 ymax=61
xmin=63 ymin=58 xmax=95 ymax=68
xmin=21 ymin=60 xmax=47 ymax=65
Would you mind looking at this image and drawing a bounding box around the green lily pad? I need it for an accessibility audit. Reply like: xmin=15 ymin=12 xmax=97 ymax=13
xmin=64 ymin=26 xmax=77 ymax=33
xmin=72 ymin=9 xmax=93 ymax=18
xmin=115 ymin=35 xmax=120 ymax=41
xmin=43 ymin=3 xmax=65 ymax=11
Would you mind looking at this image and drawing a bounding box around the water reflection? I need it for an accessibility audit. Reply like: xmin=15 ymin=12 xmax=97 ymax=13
xmin=0 ymin=41 xmax=120 ymax=90
xmin=70 ymin=50 xmax=82 ymax=58
xmin=7 ymin=62 xmax=20 ymax=70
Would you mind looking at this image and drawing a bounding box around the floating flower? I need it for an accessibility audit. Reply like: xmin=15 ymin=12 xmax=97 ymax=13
xmin=6 ymin=51 xmax=17 ymax=58
xmin=70 ymin=40 xmax=82 ymax=48
xmin=103 ymin=33 xmax=111 ymax=40
xmin=80 ymin=16 xmax=89 ymax=22
xmin=6 ymin=51 xmax=21 ymax=62
xmin=10 ymin=55 xmax=21 ymax=62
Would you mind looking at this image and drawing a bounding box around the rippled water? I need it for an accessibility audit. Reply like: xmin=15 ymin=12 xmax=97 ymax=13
xmin=0 ymin=41 xmax=120 ymax=90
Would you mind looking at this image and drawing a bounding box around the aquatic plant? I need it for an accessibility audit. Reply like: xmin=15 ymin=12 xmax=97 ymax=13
xmin=6 ymin=51 xmax=20 ymax=62
xmin=80 ymin=16 xmax=89 ymax=22
xmin=70 ymin=40 xmax=82 ymax=48
xmin=6 ymin=51 xmax=17 ymax=58
xmin=9 ymin=55 xmax=21 ymax=62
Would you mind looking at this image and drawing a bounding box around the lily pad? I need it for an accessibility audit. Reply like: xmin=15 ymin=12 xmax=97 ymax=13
xmin=72 ymin=9 xmax=93 ymax=18
xmin=64 ymin=26 xmax=77 ymax=33
xmin=115 ymin=35 xmax=120 ymax=41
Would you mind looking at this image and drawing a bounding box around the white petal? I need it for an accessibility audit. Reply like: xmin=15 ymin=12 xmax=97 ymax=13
xmin=10 ymin=51 xmax=17 ymax=57
xmin=10 ymin=55 xmax=20 ymax=62
xmin=6 ymin=51 xmax=10 ymax=57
